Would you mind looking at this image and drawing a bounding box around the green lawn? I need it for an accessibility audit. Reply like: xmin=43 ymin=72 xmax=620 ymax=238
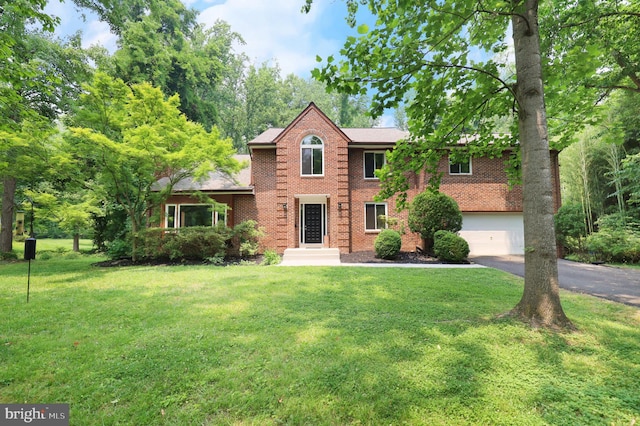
xmin=13 ymin=238 xmax=95 ymax=253
xmin=1 ymin=256 xmax=639 ymax=425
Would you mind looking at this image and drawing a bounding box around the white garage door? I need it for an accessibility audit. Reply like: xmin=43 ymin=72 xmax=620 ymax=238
xmin=459 ymin=213 xmax=524 ymax=256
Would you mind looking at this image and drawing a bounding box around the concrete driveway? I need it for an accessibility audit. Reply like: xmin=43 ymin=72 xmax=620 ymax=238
xmin=471 ymin=255 xmax=640 ymax=307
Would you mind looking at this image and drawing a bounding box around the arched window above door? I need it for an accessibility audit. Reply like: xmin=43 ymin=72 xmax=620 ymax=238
xmin=301 ymin=135 xmax=324 ymax=176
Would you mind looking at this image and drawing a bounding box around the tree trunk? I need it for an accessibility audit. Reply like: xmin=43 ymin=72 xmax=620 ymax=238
xmin=73 ymin=233 xmax=80 ymax=252
xmin=509 ymin=0 xmax=574 ymax=329
xmin=130 ymin=212 xmax=139 ymax=262
xmin=0 ymin=177 xmax=17 ymax=253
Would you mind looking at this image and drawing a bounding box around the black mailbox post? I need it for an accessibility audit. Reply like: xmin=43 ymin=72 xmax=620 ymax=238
xmin=24 ymin=238 xmax=36 ymax=302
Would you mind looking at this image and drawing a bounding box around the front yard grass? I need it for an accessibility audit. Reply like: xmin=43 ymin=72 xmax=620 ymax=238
xmin=1 ymin=256 xmax=639 ymax=425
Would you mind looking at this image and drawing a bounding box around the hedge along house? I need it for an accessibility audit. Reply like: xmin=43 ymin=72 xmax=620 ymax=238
xmin=158 ymin=103 xmax=561 ymax=256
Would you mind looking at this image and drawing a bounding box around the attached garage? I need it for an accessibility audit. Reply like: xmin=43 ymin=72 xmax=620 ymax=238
xmin=459 ymin=213 xmax=524 ymax=256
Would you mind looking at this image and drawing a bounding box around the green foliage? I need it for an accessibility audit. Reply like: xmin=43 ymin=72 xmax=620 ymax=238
xmin=131 ymin=220 xmax=263 ymax=262
xmin=68 ymin=72 xmax=240 ymax=259
xmin=586 ymin=214 xmax=640 ymax=263
xmin=374 ymin=229 xmax=402 ymax=260
xmin=106 ymin=238 xmax=132 ymax=259
xmin=261 ymin=250 xmax=281 ymax=266
xmin=433 ymin=230 xmax=470 ymax=263
xmin=0 ymin=251 xmax=18 ymax=261
xmin=621 ymin=152 xmax=640 ymax=206
xmin=164 ymin=227 xmax=230 ymax=261
xmin=408 ymin=191 xmax=462 ymax=252
xmin=555 ymin=203 xmax=588 ymax=254
xmin=228 ymin=220 xmax=264 ymax=258
xmin=135 ymin=226 xmax=230 ymax=261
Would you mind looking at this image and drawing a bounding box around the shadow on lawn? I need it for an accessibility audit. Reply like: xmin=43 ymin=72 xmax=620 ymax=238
xmin=4 ymin=262 xmax=638 ymax=424
xmin=209 ymin=268 xmax=640 ymax=425
xmin=200 ymin=269 xmax=502 ymax=424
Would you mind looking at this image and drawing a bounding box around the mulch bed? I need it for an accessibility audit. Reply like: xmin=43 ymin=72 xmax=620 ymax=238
xmin=94 ymin=251 xmax=455 ymax=267
xmin=340 ymin=250 xmax=442 ymax=264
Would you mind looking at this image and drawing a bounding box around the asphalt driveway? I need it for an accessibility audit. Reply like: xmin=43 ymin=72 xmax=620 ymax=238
xmin=471 ymin=255 xmax=640 ymax=307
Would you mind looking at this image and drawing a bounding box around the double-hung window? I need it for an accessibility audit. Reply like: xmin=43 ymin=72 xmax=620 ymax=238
xmin=301 ymin=135 xmax=324 ymax=176
xmin=449 ymin=156 xmax=472 ymax=175
xmin=365 ymin=202 xmax=387 ymax=231
xmin=364 ymin=151 xmax=385 ymax=179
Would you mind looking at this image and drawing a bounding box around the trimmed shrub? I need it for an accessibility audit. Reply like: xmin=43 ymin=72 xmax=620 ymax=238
xmin=133 ymin=226 xmax=230 ymax=261
xmin=228 ymin=220 xmax=264 ymax=258
xmin=163 ymin=226 xmax=230 ymax=260
xmin=374 ymin=229 xmax=402 ymax=259
xmin=261 ymin=250 xmax=281 ymax=265
xmin=408 ymin=190 xmax=462 ymax=253
xmin=433 ymin=230 xmax=469 ymax=262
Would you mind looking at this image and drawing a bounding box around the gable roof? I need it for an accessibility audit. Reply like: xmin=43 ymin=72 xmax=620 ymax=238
xmin=248 ymin=102 xmax=408 ymax=150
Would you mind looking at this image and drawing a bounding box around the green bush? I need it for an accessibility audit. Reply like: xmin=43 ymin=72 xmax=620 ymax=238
xmin=0 ymin=251 xmax=19 ymax=261
xmin=133 ymin=220 xmax=265 ymax=262
xmin=374 ymin=229 xmax=402 ymax=259
xmin=229 ymin=220 xmax=264 ymax=258
xmin=555 ymin=203 xmax=587 ymax=255
xmin=164 ymin=226 xmax=230 ymax=261
xmin=261 ymin=250 xmax=281 ymax=265
xmin=408 ymin=190 xmax=462 ymax=253
xmin=586 ymin=215 xmax=640 ymax=263
xmin=106 ymin=238 xmax=132 ymax=259
xmin=433 ymin=230 xmax=469 ymax=263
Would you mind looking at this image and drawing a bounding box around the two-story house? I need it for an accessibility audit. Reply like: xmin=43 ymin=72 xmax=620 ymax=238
xmin=160 ymin=103 xmax=561 ymax=256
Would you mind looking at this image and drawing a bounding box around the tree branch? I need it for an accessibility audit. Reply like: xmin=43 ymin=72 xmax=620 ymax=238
xmin=612 ymin=51 xmax=640 ymax=91
xmin=586 ymin=84 xmax=640 ymax=94
xmin=474 ymin=0 xmax=532 ymax=35
xmin=558 ymin=12 xmax=640 ymax=29
xmin=426 ymin=61 xmax=517 ymax=101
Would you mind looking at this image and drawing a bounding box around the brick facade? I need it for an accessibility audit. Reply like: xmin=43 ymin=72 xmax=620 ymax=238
xmin=161 ymin=103 xmax=561 ymax=255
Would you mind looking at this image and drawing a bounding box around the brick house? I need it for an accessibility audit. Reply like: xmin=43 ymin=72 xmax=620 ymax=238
xmin=160 ymin=102 xmax=561 ymax=256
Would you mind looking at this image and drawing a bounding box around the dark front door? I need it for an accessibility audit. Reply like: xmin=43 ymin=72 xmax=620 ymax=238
xmin=303 ymin=204 xmax=323 ymax=244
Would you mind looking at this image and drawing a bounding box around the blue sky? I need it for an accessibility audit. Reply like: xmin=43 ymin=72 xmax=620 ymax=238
xmin=44 ymin=0 xmax=366 ymax=78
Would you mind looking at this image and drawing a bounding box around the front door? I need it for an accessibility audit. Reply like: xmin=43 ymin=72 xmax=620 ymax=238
xmin=302 ymin=204 xmax=323 ymax=244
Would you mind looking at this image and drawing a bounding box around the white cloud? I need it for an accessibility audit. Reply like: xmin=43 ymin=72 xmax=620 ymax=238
xmin=198 ymin=0 xmax=340 ymax=76
xmin=82 ymin=20 xmax=118 ymax=52
xmin=44 ymin=0 xmax=117 ymax=52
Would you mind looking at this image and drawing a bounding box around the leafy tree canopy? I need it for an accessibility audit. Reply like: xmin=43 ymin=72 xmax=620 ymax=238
xmin=67 ymin=73 xmax=241 ymax=258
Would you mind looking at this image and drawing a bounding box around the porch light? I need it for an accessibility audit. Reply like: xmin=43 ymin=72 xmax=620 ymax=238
xmin=338 ymin=202 xmax=342 ymax=210
xmin=283 ymin=203 xmax=288 ymax=211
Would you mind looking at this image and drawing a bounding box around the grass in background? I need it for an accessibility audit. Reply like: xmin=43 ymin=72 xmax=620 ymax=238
xmin=1 ymin=256 xmax=639 ymax=425
xmin=16 ymin=238 xmax=94 ymax=253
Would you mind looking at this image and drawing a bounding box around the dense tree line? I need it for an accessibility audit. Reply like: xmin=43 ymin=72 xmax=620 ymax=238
xmin=556 ymin=92 xmax=640 ymax=262
xmin=0 ymin=0 xmax=374 ymax=256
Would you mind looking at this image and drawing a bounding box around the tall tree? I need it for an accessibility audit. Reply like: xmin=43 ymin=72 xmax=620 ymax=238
xmin=0 ymin=24 xmax=91 ymax=252
xmin=67 ymin=73 xmax=240 ymax=259
xmin=0 ymin=0 xmax=56 ymax=253
xmin=303 ymin=0 xmax=604 ymax=328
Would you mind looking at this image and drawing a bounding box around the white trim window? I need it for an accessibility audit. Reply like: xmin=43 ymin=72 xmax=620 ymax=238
xmin=364 ymin=151 xmax=385 ymax=179
xmin=165 ymin=203 xmax=228 ymax=228
xmin=449 ymin=155 xmax=472 ymax=175
xmin=301 ymin=135 xmax=324 ymax=176
xmin=365 ymin=202 xmax=387 ymax=231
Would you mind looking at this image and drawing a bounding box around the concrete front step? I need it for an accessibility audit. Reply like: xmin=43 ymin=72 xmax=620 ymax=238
xmin=280 ymin=248 xmax=341 ymax=266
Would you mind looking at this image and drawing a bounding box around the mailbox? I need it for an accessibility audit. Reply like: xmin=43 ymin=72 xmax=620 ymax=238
xmin=24 ymin=238 xmax=36 ymax=260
